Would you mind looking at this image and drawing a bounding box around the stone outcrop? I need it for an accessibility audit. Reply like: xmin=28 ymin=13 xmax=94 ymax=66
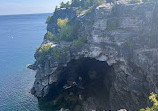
xmin=29 ymin=0 xmax=158 ymax=111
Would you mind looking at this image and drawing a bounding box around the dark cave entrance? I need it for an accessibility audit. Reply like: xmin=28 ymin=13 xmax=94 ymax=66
xmin=40 ymin=58 xmax=115 ymax=111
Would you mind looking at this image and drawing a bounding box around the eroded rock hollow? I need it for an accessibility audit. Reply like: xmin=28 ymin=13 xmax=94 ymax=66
xmin=47 ymin=58 xmax=114 ymax=111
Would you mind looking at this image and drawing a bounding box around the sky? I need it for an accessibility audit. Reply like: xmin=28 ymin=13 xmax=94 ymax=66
xmin=0 ymin=0 xmax=69 ymax=15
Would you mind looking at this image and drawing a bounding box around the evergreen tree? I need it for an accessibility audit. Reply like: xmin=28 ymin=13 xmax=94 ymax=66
xmin=71 ymin=0 xmax=80 ymax=7
xmin=60 ymin=2 xmax=65 ymax=8
xmin=65 ymin=1 xmax=70 ymax=7
xmin=55 ymin=6 xmax=58 ymax=12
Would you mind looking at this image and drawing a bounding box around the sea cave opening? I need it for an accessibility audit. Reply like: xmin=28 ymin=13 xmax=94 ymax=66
xmin=39 ymin=58 xmax=115 ymax=111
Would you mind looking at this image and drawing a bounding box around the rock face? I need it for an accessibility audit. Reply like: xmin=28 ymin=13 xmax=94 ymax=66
xmin=29 ymin=1 xmax=158 ymax=111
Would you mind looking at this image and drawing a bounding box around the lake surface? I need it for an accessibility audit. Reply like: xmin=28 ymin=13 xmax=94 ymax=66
xmin=0 ymin=13 xmax=51 ymax=111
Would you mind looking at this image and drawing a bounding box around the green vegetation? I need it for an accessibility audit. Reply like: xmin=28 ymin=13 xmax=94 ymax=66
xmin=37 ymin=44 xmax=52 ymax=62
xmin=55 ymin=6 xmax=59 ymax=12
xmin=46 ymin=16 xmax=51 ymax=24
xmin=36 ymin=44 xmax=69 ymax=62
xmin=44 ymin=31 xmax=59 ymax=42
xmin=140 ymin=92 xmax=158 ymax=111
xmin=56 ymin=0 xmax=105 ymax=12
xmin=76 ymin=6 xmax=83 ymax=15
xmin=52 ymin=48 xmax=68 ymax=59
xmin=57 ymin=18 xmax=68 ymax=28
xmin=58 ymin=25 xmax=76 ymax=41
xmin=60 ymin=1 xmax=71 ymax=8
xmin=72 ymin=38 xmax=87 ymax=46
xmin=44 ymin=18 xmax=77 ymax=42
xmin=57 ymin=18 xmax=76 ymax=41
xmin=106 ymin=19 xmax=117 ymax=30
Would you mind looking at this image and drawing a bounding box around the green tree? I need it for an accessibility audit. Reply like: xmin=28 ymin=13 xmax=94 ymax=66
xmin=60 ymin=2 xmax=65 ymax=8
xmin=71 ymin=0 xmax=80 ymax=7
xmin=140 ymin=92 xmax=158 ymax=111
xmin=46 ymin=16 xmax=51 ymax=24
xmin=65 ymin=1 xmax=71 ymax=7
xmin=55 ymin=6 xmax=59 ymax=12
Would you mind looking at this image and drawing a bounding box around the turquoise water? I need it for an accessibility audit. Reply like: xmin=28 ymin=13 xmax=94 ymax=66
xmin=0 ymin=13 xmax=51 ymax=111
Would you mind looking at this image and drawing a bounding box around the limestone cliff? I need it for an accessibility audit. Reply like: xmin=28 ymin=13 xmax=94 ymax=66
xmin=29 ymin=0 xmax=158 ymax=111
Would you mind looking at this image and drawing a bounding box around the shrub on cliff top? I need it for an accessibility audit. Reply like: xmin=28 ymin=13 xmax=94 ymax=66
xmin=140 ymin=92 xmax=158 ymax=111
xmin=57 ymin=0 xmax=104 ymax=11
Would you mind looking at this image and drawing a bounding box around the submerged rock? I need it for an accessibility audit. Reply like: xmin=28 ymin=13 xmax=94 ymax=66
xmin=29 ymin=0 xmax=158 ymax=111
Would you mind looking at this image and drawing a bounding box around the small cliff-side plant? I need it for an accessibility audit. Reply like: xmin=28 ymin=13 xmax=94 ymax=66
xmin=140 ymin=92 xmax=158 ymax=111
xmin=46 ymin=16 xmax=51 ymax=24
xmin=44 ymin=31 xmax=59 ymax=42
xmin=37 ymin=44 xmax=52 ymax=62
xmin=76 ymin=6 xmax=83 ymax=15
xmin=44 ymin=31 xmax=54 ymax=41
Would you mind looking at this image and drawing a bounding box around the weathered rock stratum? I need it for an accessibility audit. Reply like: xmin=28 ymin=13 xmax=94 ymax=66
xmin=29 ymin=0 xmax=158 ymax=111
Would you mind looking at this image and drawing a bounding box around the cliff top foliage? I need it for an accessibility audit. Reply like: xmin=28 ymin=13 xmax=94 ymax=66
xmin=140 ymin=92 xmax=158 ymax=111
xmin=55 ymin=0 xmax=111 ymax=12
xmin=44 ymin=18 xmax=77 ymax=42
xmin=57 ymin=0 xmax=155 ymax=11
xmin=54 ymin=0 xmax=154 ymax=14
